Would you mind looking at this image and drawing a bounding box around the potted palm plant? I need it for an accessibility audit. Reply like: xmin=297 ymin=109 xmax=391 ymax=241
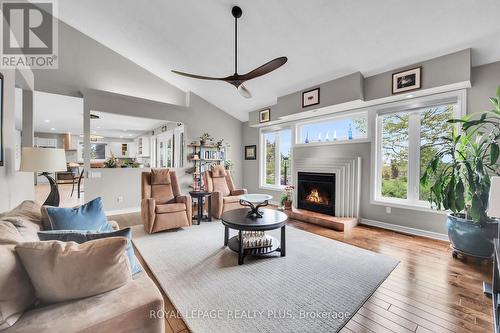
xmin=421 ymin=87 xmax=500 ymax=258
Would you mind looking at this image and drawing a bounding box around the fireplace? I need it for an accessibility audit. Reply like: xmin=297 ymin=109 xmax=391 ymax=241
xmin=297 ymin=172 xmax=335 ymax=216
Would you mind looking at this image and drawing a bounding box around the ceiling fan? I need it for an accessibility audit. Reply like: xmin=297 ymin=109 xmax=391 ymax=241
xmin=172 ymin=6 xmax=287 ymax=98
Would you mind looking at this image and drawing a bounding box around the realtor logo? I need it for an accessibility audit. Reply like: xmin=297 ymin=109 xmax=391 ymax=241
xmin=1 ymin=0 xmax=58 ymax=68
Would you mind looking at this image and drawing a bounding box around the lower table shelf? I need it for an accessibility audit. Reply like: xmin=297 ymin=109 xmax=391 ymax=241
xmin=227 ymin=235 xmax=280 ymax=256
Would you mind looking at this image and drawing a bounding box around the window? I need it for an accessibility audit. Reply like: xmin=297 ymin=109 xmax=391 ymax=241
xmin=375 ymin=98 xmax=460 ymax=207
xmin=261 ymin=129 xmax=292 ymax=188
xmin=297 ymin=113 xmax=368 ymax=144
xmin=80 ymin=143 xmax=106 ymax=160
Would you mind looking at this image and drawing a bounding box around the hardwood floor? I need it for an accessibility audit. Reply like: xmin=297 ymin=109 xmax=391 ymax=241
xmin=120 ymin=213 xmax=493 ymax=333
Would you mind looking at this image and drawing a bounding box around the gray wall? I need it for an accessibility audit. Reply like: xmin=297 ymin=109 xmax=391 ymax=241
xmin=249 ymin=72 xmax=364 ymax=125
xmin=0 ymin=69 xmax=35 ymax=212
xmin=468 ymin=61 xmax=500 ymax=113
xmin=364 ymin=49 xmax=471 ymax=100
xmin=83 ymin=90 xmax=243 ymax=211
xmin=242 ymin=59 xmax=500 ymax=237
xmin=248 ymin=49 xmax=471 ymax=126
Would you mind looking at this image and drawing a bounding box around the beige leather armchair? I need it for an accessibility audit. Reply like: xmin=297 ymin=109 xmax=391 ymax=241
xmin=203 ymin=165 xmax=247 ymax=219
xmin=141 ymin=169 xmax=192 ymax=233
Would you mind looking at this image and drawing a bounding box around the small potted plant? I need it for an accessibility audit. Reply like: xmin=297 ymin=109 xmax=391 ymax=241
xmin=421 ymin=87 xmax=500 ymax=258
xmin=200 ymin=133 xmax=212 ymax=145
xmin=216 ymin=138 xmax=225 ymax=149
xmin=104 ymin=153 xmax=119 ymax=168
xmin=280 ymin=185 xmax=295 ymax=210
xmin=224 ymin=159 xmax=233 ymax=170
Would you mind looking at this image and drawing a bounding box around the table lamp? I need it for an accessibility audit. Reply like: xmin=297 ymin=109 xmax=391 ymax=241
xmin=20 ymin=147 xmax=67 ymax=206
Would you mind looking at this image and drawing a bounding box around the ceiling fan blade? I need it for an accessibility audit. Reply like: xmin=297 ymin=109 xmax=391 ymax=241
xmin=171 ymin=70 xmax=224 ymax=81
xmin=237 ymin=84 xmax=252 ymax=98
xmin=239 ymin=56 xmax=288 ymax=81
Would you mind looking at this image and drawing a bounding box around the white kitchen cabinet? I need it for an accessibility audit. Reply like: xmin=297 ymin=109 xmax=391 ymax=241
xmin=108 ymin=142 xmax=122 ymax=157
xmin=35 ymin=137 xmax=57 ymax=148
xmin=136 ymin=135 xmax=151 ymax=157
xmin=108 ymin=142 xmax=136 ymax=158
xmin=128 ymin=142 xmax=136 ymax=158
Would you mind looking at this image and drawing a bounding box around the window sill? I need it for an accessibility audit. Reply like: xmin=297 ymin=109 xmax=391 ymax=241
xmin=370 ymin=198 xmax=449 ymax=215
xmin=259 ymin=185 xmax=285 ymax=192
xmin=294 ymin=138 xmax=370 ymax=148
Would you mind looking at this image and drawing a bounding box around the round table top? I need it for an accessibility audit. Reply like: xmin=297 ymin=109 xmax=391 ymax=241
xmin=221 ymin=208 xmax=288 ymax=231
xmin=239 ymin=194 xmax=273 ymax=203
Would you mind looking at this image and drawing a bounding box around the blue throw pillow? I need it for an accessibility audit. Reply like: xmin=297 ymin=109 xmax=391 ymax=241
xmin=37 ymin=227 xmax=141 ymax=274
xmin=45 ymin=197 xmax=113 ymax=232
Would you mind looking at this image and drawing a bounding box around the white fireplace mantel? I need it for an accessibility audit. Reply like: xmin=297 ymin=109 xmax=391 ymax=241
xmin=293 ymin=156 xmax=362 ymax=218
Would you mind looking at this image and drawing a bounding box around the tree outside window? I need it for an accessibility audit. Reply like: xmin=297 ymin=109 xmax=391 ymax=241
xmin=263 ymin=129 xmax=292 ymax=187
xmin=379 ymin=104 xmax=456 ymax=203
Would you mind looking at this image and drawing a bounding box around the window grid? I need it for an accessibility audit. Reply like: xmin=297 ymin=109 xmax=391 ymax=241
xmin=260 ymin=128 xmax=292 ymax=188
xmin=375 ymin=102 xmax=460 ymax=207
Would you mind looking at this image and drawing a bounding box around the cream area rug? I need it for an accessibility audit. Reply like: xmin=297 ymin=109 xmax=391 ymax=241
xmin=132 ymin=222 xmax=398 ymax=333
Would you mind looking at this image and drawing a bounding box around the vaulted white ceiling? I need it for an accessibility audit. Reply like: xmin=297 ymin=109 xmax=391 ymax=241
xmin=57 ymin=0 xmax=500 ymax=121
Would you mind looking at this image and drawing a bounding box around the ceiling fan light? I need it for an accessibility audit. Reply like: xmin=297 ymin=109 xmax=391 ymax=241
xmin=238 ymin=84 xmax=252 ymax=98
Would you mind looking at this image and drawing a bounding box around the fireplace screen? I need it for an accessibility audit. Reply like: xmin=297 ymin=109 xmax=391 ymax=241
xmin=297 ymin=172 xmax=335 ymax=216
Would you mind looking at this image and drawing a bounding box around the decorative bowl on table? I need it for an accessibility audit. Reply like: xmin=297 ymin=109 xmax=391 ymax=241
xmin=239 ymin=194 xmax=273 ymax=218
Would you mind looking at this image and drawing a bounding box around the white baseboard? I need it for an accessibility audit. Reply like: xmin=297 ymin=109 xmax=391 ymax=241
xmin=105 ymin=207 xmax=140 ymax=216
xmin=360 ymin=218 xmax=449 ymax=241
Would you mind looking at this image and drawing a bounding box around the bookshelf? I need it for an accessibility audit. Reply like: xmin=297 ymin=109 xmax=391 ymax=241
xmin=187 ymin=143 xmax=229 ymax=190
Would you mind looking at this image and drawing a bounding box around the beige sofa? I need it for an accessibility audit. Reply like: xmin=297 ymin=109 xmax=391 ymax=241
xmin=1 ymin=201 xmax=165 ymax=333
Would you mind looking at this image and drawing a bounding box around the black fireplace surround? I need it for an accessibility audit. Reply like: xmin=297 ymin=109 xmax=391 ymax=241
xmin=297 ymin=172 xmax=335 ymax=216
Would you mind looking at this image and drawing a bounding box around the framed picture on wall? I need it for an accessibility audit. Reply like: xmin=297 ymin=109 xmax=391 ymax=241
xmin=259 ymin=108 xmax=270 ymax=123
xmin=392 ymin=67 xmax=422 ymax=94
xmin=244 ymin=145 xmax=256 ymax=160
xmin=0 ymin=72 xmax=3 ymax=167
xmin=302 ymin=88 xmax=320 ymax=107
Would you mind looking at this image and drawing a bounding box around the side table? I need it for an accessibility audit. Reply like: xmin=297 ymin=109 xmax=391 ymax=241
xmin=189 ymin=191 xmax=212 ymax=225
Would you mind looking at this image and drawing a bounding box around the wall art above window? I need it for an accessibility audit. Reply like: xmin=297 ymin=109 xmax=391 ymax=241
xmin=259 ymin=108 xmax=270 ymax=123
xmin=302 ymin=88 xmax=320 ymax=108
xmin=392 ymin=67 xmax=422 ymax=94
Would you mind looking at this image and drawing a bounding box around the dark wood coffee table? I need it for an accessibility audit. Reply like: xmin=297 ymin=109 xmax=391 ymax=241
xmin=221 ymin=208 xmax=287 ymax=265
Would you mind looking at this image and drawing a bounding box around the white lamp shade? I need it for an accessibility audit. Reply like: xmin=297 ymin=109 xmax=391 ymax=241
xmin=488 ymin=176 xmax=500 ymax=218
xmin=20 ymin=147 xmax=67 ymax=172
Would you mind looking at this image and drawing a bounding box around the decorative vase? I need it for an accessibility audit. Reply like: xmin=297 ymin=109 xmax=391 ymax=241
xmin=446 ymin=213 xmax=498 ymax=259
xmin=284 ymin=201 xmax=292 ymax=210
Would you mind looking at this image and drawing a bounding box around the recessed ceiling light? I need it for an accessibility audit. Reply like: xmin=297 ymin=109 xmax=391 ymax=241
xmin=44 ymin=119 xmax=50 ymax=123
xmin=50 ymin=128 xmax=55 ymax=131
xmin=119 ymin=136 xmax=123 ymax=138
xmin=406 ymin=94 xmax=414 ymax=98
xmin=128 ymin=134 xmax=132 ymax=136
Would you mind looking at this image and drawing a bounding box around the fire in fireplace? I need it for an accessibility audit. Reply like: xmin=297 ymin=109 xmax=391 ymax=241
xmin=305 ymin=189 xmax=329 ymax=205
xmin=297 ymin=172 xmax=335 ymax=216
